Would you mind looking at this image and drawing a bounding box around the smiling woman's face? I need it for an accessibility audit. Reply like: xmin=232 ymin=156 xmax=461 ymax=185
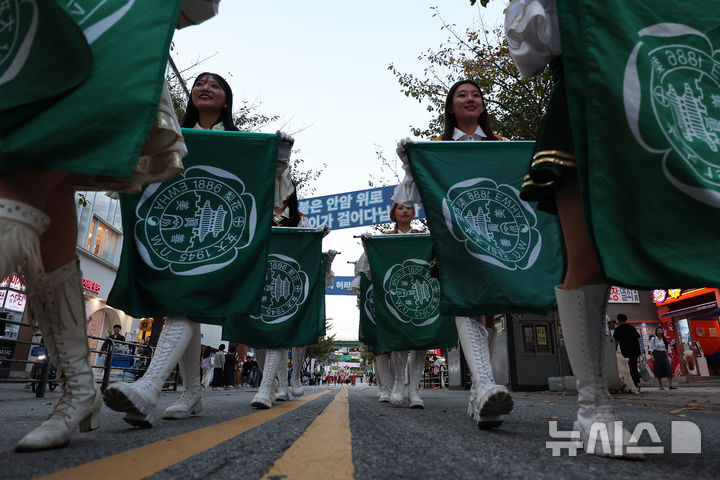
xmin=191 ymin=74 xmax=227 ymax=113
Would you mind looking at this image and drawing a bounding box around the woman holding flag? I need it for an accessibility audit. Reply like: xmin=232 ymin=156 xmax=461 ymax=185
xmin=0 ymin=1 xmax=220 ymax=452
xmin=385 ymin=202 xmax=430 ymax=409
xmin=393 ymin=79 xmax=514 ymax=428
xmin=103 ymin=71 xmax=298 ymax=423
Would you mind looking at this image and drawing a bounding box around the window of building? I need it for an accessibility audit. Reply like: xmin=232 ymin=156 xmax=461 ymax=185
xmin=85 ymin=216 xmax=121 ymax=265
xmin=76 ymin=192 xmax=123 ymax=266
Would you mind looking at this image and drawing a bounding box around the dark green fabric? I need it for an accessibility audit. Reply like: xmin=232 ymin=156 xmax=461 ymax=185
xmin=0 ymin=1 xmax=92 ymax=134
xmin=357 ymin=274 xmax=377 ymax=348
xmin=363 ymin=235 xmax=457 ymax=351
xmin=318 ymin=253 xmax=328 ymax=337
xmin=222 ymin=228 xmax=324 ymax=348
xmin=108 ymin=129 xmax=278 ymax=321
xmin=0 ymin=0 xmax=182 ymax=176
xmin=557 ymin=0 xmax=720 ymax=288
xmin=407 ymin=141 xmax=563 ymax=315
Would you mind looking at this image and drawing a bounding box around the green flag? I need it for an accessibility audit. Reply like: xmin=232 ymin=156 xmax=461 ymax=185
xmin=319 ymin=253 xmax=328 ymax=337
xmin=357 ymin=274 xmax=378 ymax=348
xmin=222 ymin=228 xmax=324 ymax=348
xmin=407 ymin=141 xmax=563 ymax=315
xmin=557 ymin=0 xmax=720 ymax=288
xmin=107 ymin=129 xmax=278 ymax=321
xmin=0 ymin=0 xmax=183 ymax=177
xmin=363 ymin=234 xmax=457 ymax=352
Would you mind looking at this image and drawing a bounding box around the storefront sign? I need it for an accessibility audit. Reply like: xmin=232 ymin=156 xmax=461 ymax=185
xmin=82 ymin=278 xmax=102 ymax=295
xmin=652 ymin=289 xmax=667 ymax=304
xmin=325 ymin=276 xmax=355 ymax=296
xmin=695 ymin=327 xmax=706 ymax=337
xmin=0 ymin=275 xmax=25 ymax=291
xmin=608 ymin=287 xmax=639 ymax=303
xmin=298 ymin=185 xmax=426 ymax=230
xmin=4 ymin=291 xmax=25 ymax=313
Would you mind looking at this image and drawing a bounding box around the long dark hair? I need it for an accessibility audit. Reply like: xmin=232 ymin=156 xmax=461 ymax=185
xmin=441 ymin=79 xmax=497 ymax=141
xmin=181 ymin=72 xmax=238 ymax=131
xmin=655 ymin=327 xmax=669 ymax=349
xmin=276 ymin=184 xmax=302 ymax=227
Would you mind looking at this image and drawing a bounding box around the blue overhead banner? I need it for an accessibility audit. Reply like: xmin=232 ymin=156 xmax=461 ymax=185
xmin=325 ymin=276 xmax=356 ymax=296
xmin=299 ymin=185 xmax=426 ymax=230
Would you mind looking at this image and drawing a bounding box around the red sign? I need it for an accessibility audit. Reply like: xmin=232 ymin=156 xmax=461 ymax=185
xmin=82 ymin=278 xmax=101 ymax=295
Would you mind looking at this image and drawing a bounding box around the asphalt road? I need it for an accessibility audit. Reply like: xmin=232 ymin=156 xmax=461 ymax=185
xmin=0 ymin=383 xmax=718 ymax=479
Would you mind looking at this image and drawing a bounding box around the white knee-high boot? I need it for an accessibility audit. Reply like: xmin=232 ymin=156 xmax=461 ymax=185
xmin=276 ymin=352 xmax=290 ymax=401
xmin=290 ymin=346 xmax=306 ymax=397
xmin=407 ymin=350 xmax=426 ymax=409
xmin=251 ymin=349 xmax=283 ymax=408
xmin=163 ymin=322 xmax=202 ymax=419
xmin=390 ymin=350 xmax=409 ymax=406
xmin=375 ymin=354 xmax=392 ymax=402
xmin=103 ymin=316 xmax=194 ymax=427
xmin=456 ymin=316 xmax=513 ymax=428
xmin=16 ymin=259 xmax=102 ymax=451
xmin=555 ymin=285 xmax=642 ymax=459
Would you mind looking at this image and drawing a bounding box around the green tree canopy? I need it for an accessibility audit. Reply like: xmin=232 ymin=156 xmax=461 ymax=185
xmin=388 ymin=8 xmax=552 ymax=140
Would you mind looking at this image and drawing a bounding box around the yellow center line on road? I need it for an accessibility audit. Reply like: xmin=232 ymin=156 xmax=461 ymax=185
xmin=38 ymin=389 xmax=333 ymax=480
xmin=262 ymin=387 xmax=354 ymax=480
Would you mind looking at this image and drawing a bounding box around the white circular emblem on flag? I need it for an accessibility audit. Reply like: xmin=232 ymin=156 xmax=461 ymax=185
xmin=364 ymin=283 xmax=376 ymax=325
xmin=442 ymin=178 xmax=541 ymax=270
xmin=0 ymin=0 xmax=36 ymax=86
xmin=252 ymin=254 xmax=309 ymax=324
xmin=135 ymin=165 xmax=256 ymax=276
xmin=624 ymin=24 xmax=720 ymax=207
xmin=383 ymin=259 xmax=440 ymax=327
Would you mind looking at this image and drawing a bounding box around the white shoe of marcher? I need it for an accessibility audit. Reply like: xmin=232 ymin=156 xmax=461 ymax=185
xmin=290 ymin=346 xmax=306 ymax=397
xmin=164 ymin=322 xmax=203 ymax=419
xmin=16 ymin=259 xmax=102 ymax=452
xmin=104 ymin=317 xmax=195 ymax=427
xmin=390 ymin=350 xmax=408 ymax=407
xmin=407 ymin=350 xmax=425 ymax=409
xmin=456 ymin=316 xmax=513 ymax=429
xmin=556 ymin=285 xmax=643 ymax=459
xmin=251 ymin=349 xmax=282 ymax=409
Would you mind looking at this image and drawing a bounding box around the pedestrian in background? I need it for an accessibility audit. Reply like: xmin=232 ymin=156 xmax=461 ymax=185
xmin=201 ymin=347 xmax=214 ymax=388
xmin=211 ymin=344 xmax=226 ymax=390
xmin=224 ymin=345 xmax=237 ymax=390
xmin=649 ymin=327 xmax=676 ymax=390
xmin=612 ymin=314 xmax=641 ymax=390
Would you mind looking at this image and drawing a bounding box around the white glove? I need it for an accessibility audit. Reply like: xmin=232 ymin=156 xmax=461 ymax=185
xmin=392 ymin=138 xmax=422 ymax=206
xmin=276 ymin=130 xmax=295 ymax=164
xmin=395 ymin=137 xmax=413 ymax=166
xmin=327 ymin=249 xmax=339 ymax=265
xmin=178 ymin=0 xmax=220 ymax=29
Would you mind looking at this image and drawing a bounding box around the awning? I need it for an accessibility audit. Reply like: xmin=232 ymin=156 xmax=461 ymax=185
xmin=660 ymin=302 xmax=718 ymax=318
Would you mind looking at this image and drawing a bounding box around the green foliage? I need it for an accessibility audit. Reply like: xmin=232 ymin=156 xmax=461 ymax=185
xmin=305 ymin=322 xmax=337 ymax=364
xmin=388 ymin=8 xmax=552 ymax=140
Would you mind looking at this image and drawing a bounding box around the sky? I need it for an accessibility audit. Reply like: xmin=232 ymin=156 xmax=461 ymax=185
xmin=172 ymin=1 xmax=507 ymax=340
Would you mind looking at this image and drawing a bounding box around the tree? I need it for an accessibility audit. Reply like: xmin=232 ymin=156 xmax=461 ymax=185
xmin=387 ymin=7 xmax=552 ymax=140
xmin=305 ymin=322 xmax=337 ymax=364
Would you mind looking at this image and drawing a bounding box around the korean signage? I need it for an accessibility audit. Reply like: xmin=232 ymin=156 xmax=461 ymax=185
xmin=298 ymin=185 xmax=426 ymax=230
xmin=325 ymin=276 xmax=356 ymax=296
xmin=82 ymin=278 xmax=102 ymax=295
xmin=608 ymin=286 xmax=640 ymax=304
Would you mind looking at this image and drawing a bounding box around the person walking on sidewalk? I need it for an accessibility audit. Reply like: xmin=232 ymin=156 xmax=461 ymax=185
xmin=649 ymin=327 xmax=676 ymax=390
xmin=613 ymin=314 xmax=641 ymax=390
